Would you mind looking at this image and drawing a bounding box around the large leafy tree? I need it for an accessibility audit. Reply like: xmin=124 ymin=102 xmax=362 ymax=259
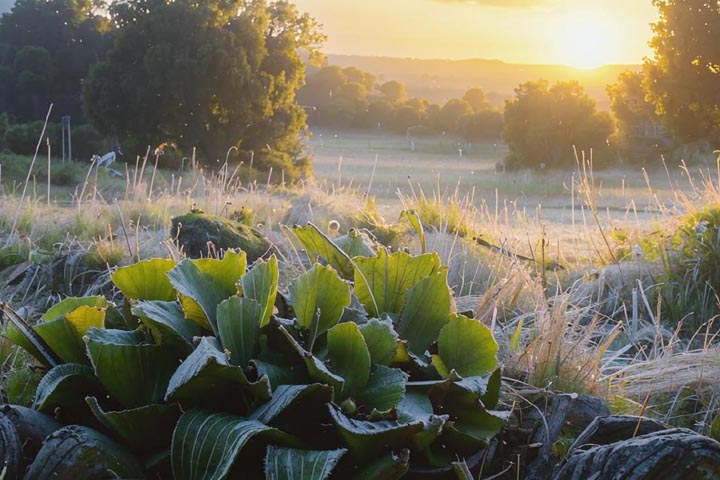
xmin=0 ymin=0 xmax=110 ymax=121
xmin=645 ymin=0 xmax=720 ymax=144
xmin=296 ymin=65 xmax=376 ymax=128
xmin=84 ymin=0 xmax=324 ymax=180
xmin=607 ymin=70 xmax=667 ymax=161
xmin=503 ymin=80 xmax=613 ymax=169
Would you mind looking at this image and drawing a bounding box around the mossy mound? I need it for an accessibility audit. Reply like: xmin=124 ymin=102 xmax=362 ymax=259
xmin=171 ymin=212 xmax=270 ymax=261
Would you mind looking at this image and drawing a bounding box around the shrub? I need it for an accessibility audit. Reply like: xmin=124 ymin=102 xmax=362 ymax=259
xmin=661 ymin=206 xmax=720 ymax=334
xmin=2 ymin=229 xmax=505 ymax=478
xmin=71 ymin=124 xmax=106 ymax=161
xmin=4 ymin=121 xmax=60 ymax=155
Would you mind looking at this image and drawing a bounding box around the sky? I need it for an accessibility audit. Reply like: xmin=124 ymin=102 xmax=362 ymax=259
xmin=292 ymin=0 xmax=659 ymax=68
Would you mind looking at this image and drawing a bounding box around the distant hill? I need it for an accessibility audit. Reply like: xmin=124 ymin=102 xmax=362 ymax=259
xmin=326 ymin=54 xmax=639 ymax=111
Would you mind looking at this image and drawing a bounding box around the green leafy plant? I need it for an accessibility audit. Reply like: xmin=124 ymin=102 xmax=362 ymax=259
xmin=1 ymin=232 xmax=505 ymax=479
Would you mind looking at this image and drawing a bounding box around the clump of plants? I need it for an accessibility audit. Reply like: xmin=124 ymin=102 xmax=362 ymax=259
xmin=0 ymin=224 xmax=505 ymax=479
xmin=661 ymin=205 xmax=720 ymax=335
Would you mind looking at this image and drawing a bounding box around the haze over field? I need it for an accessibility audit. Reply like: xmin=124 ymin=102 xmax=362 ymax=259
xmin=325 ymin=54 xmax=635 ymax=108
xmin=293 ymin=0 xmax=658 ymax=68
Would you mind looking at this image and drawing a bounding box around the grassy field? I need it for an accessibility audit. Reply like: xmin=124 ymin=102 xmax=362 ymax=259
xmin=309 ymin=128 xmax=697 ymax=219
xmin=309 ymin=129 xmax=711 ymax=265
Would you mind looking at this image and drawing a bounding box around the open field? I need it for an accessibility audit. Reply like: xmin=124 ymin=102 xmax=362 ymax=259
xmin=309 ymin=129 xmax=713 ymax=262
xmin=310 ymin=128 xmax=698 ymax=215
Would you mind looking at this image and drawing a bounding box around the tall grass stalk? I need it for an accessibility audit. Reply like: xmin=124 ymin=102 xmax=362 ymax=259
xmin=6 ymin=103 xmax=53 ymax=246
xmin=46 ymin=137 xmax=51 ymax=207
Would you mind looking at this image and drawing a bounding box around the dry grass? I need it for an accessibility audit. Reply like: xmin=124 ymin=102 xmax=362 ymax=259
xmin=2 ymin=139 xmax=720 ymax=428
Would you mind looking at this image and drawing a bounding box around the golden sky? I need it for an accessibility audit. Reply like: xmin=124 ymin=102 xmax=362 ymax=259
xmin=292 ymin=0 xmax=658 ymax=68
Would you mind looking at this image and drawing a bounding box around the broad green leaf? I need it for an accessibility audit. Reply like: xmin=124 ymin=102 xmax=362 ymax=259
xmin=400 ymin=210 xmax=426 ymax=254
xmin=279 ymin=326 xmax=344 ymax=395
xmin=353 ymin=249 xmax=441 ymax=317
xmin=111 ymin=259 xmax=177 ymax=301
xmin=327 ymin=323 xmax=371 ymax=399
xmin=239 ymin=255 xmax=279 ymax=327
xmin=352 ymin=450 xmax=410 ymax=480
xmin=265 ymin=446 xmax=347 ymax=480
xmin=432 ymin=371 xmax=506 ymax=450
xmin=356 ymin=365 xmax=407 ymax=413
xmin=65 ymin=306 xmax=106 ymax=337
xmin=33 ymin=363 xmax=105 ymax=413
xmin=165 ymin=337 xmax=271 ymax=410
xmin=251 ymin=384 xmax=333 ymax=425
xmin=396 ymin=270 xmax=451 ymax=356
xmin=3 ymin=323 xmax=53 ymax=367
xmin=86 ymin=397 xmax=181 ymax=452
xmin=168 ymin=251 xmax=247 ymax=333
xmin=86 ymin=328 xmax=179 ymax=408
xmin=42 ymin=296 xmax=107 ymax=322
xmin=35 ymin=318 xmax=87 ymax=365
xmin=397 ymin=390 xmax=434 ymax=425
xmin=397 ymin=390 xmax=448 ymax=451
xmin=133 ymin=300 xmax=206 ymax=355
xmin=358 ymin=319 xmax=398 ymax=366
xmin=328 ymin=404 xmax=424 ymax=461
xmin=480 ymin=368 xmax=502 ymax=409
xmin=217 ymin=297 xmax=263 ymax=367
xmin=8 ymin=298 xmax=109 ymax=366
xmin=171 ymin=410 xmax=298 ymax=480
xmin=289 ymin=264 xmax=351 ymax=350
xmin=291 ymin=224 xmax=354 ymax=279
xmin=251 ymin=359 xmax=307 ymax=390
xmin=437 ymin=315 xmax=498 ymax=378
xmin=441 ymin=410 xmax=509 ymax=451
xmin=1 ymin=300 xmax=61 ymax=368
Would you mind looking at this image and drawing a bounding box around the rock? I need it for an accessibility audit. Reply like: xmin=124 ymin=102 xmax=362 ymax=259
xmin=171 ymin=212 xmax=270 ymax=261
xmin=23 ymin=425 xmax=145 ymax=480
xmin=563 ymin=395 xmax=612 ymax=435
xmin=567 ymin=415 xmax=669 ymax=451
xmin=333 ymin=228 xmax=377 ymax=257
xmin=555 ymin=428 xmax=720 ymax=479
xmin=0 ymin=405 xmax=62 ymax=461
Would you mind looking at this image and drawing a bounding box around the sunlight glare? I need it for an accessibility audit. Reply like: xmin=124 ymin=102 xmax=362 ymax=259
xmin=551 ymin=11 xmax=622 ymax=69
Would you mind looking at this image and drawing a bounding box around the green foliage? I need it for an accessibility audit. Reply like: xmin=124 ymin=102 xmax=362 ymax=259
xmin=4 ymin=121 xmax=59 ymax=155
xmin=379 ymin=80 xmax=407 ymax=104
xmin=84 ymin=0 xmax=323 ymax=180
xmin=607 ymin=70 xmax=670 ymax=163
xmin=0 ymin=0 xmax=110 ymax=122
xmin=645 ymin=0 xmax=720 ymax=144
xmin=265 ymin=446 xmax=347 ymax=480
xmin=503 ymin=79 xmax=614 ymax=169
xmin=3 ymin=238 xmax=505 ymax=477
xmin=661 ymin=206 xmax=720 ymax=333
xmin=298 ymin=66 xmax=376 ymax=128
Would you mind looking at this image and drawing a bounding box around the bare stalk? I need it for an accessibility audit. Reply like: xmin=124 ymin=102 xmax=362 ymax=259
xmin=7 ymin=103 xmax=53 ymax=246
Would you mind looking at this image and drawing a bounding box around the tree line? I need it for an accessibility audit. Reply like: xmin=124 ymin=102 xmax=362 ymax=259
xmin=0 ymin=0 xmax=716 ymax=177
xmin=296 ymin=65 xmax=503 ymax=142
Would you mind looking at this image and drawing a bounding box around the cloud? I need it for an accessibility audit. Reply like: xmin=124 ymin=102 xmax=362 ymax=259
xmin=430 ymin=0 xmax=557 ymax=7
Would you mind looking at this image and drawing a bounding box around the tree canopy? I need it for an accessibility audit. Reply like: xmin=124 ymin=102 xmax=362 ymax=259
xmin=503 ymin=80 xmax=613 ymax=169
xmin=607 ymin=70 xmax=667 ymax=161
xmin=0 ymin=0 xmax=110 ymax=121
xmin=645 ymin=0 xmax=720 ymax=144
xmin=83 ymin=0 xmax=324 ymax=180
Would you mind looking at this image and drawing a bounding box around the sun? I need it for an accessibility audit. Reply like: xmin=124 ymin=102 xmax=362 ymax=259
xmin=551 ymin=10 xmax=623 ymax=69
